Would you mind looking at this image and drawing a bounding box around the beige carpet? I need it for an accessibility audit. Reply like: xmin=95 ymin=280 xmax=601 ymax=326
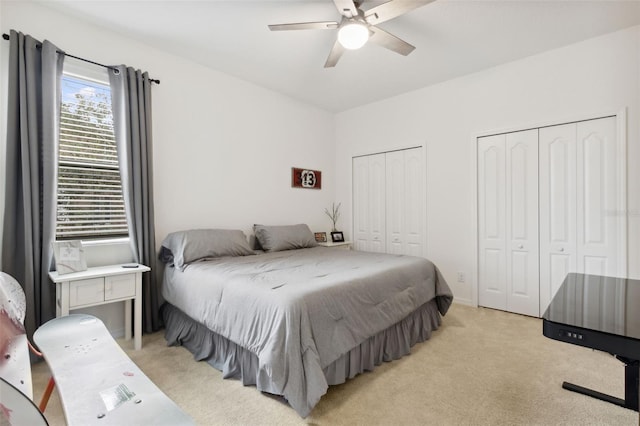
xmin=31 ymin=304 xmax=639 ymax=425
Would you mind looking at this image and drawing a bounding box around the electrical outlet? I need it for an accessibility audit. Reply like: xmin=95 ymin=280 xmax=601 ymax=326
xmin=457 ymin=271 xmax=466 ymax=283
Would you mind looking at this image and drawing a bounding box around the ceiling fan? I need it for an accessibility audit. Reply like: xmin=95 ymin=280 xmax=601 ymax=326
xmin=268 ymin=0 xmax=435 ymax=68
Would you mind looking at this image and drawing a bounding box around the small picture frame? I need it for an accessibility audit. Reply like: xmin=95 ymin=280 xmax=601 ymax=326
xmin=52 ymin=240 xmax=87 ymax=275
xmin=331 ymin=231 xmax=344 ymax=243
xmin=314 ymin=232 xmax=327 ymax=243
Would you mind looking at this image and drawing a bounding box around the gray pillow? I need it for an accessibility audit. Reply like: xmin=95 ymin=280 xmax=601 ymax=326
xmin=161 ymin=229 xmax=254 ymax=270
xmin=253 ymin=224 xmax=318 ymax=252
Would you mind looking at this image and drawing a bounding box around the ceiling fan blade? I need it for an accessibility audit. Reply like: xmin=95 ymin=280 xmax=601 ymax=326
xmin=324 ymin=39 xmax=346 ymax=68
xmin=333 ymin=0 xmax=359 ymax=18
xmin=268 ymin=21 xmax=339 ymax=31
xmin=369 ymin=26 xmax=415 ymax=56
xmin=365 ymin=0 xmax=435 ymax=25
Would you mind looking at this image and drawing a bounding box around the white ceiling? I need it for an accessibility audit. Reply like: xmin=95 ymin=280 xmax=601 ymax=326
xmin=42 ymin=0 xmax=640 ymax=112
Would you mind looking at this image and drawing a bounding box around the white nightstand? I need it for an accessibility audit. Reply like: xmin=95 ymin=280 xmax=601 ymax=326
xmin=318 ymin=241 xmax=352 ymax=249
xmin=48 ymin=264 xmax=150 ymax=350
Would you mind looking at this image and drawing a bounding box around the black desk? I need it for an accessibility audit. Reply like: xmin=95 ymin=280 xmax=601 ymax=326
xmin=542 ymin=273 xmax=640 ymax=411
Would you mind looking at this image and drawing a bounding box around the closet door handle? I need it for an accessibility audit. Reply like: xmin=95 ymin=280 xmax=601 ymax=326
xmin=559 ymin=247 xmax=565 ymax=252
xmin=518 ymin=245 xmax=524 ymax=249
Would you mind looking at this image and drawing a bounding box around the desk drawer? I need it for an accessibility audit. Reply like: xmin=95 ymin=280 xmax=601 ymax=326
xmin=69 ymin=278 xmax=104 ymax=308
xmin=105 ymin=274 xmax=135 ymax=300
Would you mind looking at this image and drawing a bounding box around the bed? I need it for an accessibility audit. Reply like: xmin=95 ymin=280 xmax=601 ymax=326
xmin=159 ymin=225 xmax=453 ymax=417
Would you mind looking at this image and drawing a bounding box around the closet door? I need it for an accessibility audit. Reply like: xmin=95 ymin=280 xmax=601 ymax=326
xmin=539 ymin=123 xmax=577 ymax=313
xmin=478 ymin=134 xmax=507 ymax=311
xmin=386 ymin=151 xmax=405 ymax=255
xmin=576 ymin=117 xmax=618 ymax=276
xmin=539 ymin=116 xmax=620 ymax=312
xmin=480 ymin=115 xmax=624 ymax=317
xmin=352 ymin=154 xmax=386 ymax=252
xmin=402 ymin=148 xmax=425 ymax=257
xmin=369 ymin=154 xmax=386 ymax=252
xmin=353 ymin=148 xmax=425 ymax=256
xmin=478 ymin=130 xmax=539 ymax=316
xmin=505 ymin=130 xmax=539 ymax=317
xmin=353 ymin=156 xmax=371 ymax=251
xmin=575 ymin=117 xmax=623 ymax=322
xmin=385 ymin=148 xmax=425 ymax=256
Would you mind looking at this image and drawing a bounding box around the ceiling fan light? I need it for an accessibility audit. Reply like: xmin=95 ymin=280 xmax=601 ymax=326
xmin=338 ymin=23 xmax=369 ymax=50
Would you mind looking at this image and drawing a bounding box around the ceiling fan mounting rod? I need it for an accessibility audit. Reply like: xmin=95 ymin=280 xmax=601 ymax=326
xmin=341 ymin=14 xmax=367 ymax=28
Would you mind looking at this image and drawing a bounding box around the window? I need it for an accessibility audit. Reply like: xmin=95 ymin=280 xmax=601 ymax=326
xmin=56 ymin=67 xmax=128 ymax=240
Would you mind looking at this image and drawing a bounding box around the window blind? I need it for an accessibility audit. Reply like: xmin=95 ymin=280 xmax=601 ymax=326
xmin=56 ymin=75 xmax=128 ymax=239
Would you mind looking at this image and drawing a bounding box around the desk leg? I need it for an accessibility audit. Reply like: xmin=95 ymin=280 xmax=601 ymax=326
xmin=623 ymin=360 xmax=638 ymax=411
xmin=562 ymin=358 xmax=639 ymax=412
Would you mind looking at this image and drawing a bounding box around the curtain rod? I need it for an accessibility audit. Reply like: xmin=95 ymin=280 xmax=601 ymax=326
xmin=2 ymin=33 xmax=160 ymax=84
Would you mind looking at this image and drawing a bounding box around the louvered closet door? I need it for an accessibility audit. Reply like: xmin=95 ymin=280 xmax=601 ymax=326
xmin=478 ymin=134 xmax=507 ymax=311
xmin=505 ymin=130 xmax=539 ymax=317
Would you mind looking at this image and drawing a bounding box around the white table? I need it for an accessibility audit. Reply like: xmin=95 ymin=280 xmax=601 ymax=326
xmin=49 ymin=264 xmax=150 ymax=350
xmin=33 ymin=314 xmax=194 ymax=425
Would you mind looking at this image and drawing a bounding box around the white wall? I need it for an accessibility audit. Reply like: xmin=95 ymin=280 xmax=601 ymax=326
xmin=335 ymin=25 xmax=640 ymax=305
xmin=0 ymin=0 xmax=336 ymax=239
xmin=0 ymin=1 xmax=336 ymax=334
xmin=3 ymin=1 xmax=639 ymax=319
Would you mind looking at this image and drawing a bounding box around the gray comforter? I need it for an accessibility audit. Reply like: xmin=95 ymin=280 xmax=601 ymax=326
xmin=162 ymin=246 xmax=453 ymax=417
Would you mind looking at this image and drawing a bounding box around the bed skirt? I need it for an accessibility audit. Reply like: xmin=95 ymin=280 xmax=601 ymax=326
xmin=161 ymin=298 xmax=443 ymax=406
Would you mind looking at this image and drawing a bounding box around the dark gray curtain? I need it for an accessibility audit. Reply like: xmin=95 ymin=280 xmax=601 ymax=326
xmin=1 ymin=30 xmax=64 ymax=337
xmin=109 ymin=66 xmax=161 ymax=333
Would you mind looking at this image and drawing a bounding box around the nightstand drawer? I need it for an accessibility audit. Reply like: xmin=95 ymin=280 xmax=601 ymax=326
xmin=105 ymin=274 xmax=135 ymax=300
xmin=69 ymin=277 xmax=104 ymax=308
